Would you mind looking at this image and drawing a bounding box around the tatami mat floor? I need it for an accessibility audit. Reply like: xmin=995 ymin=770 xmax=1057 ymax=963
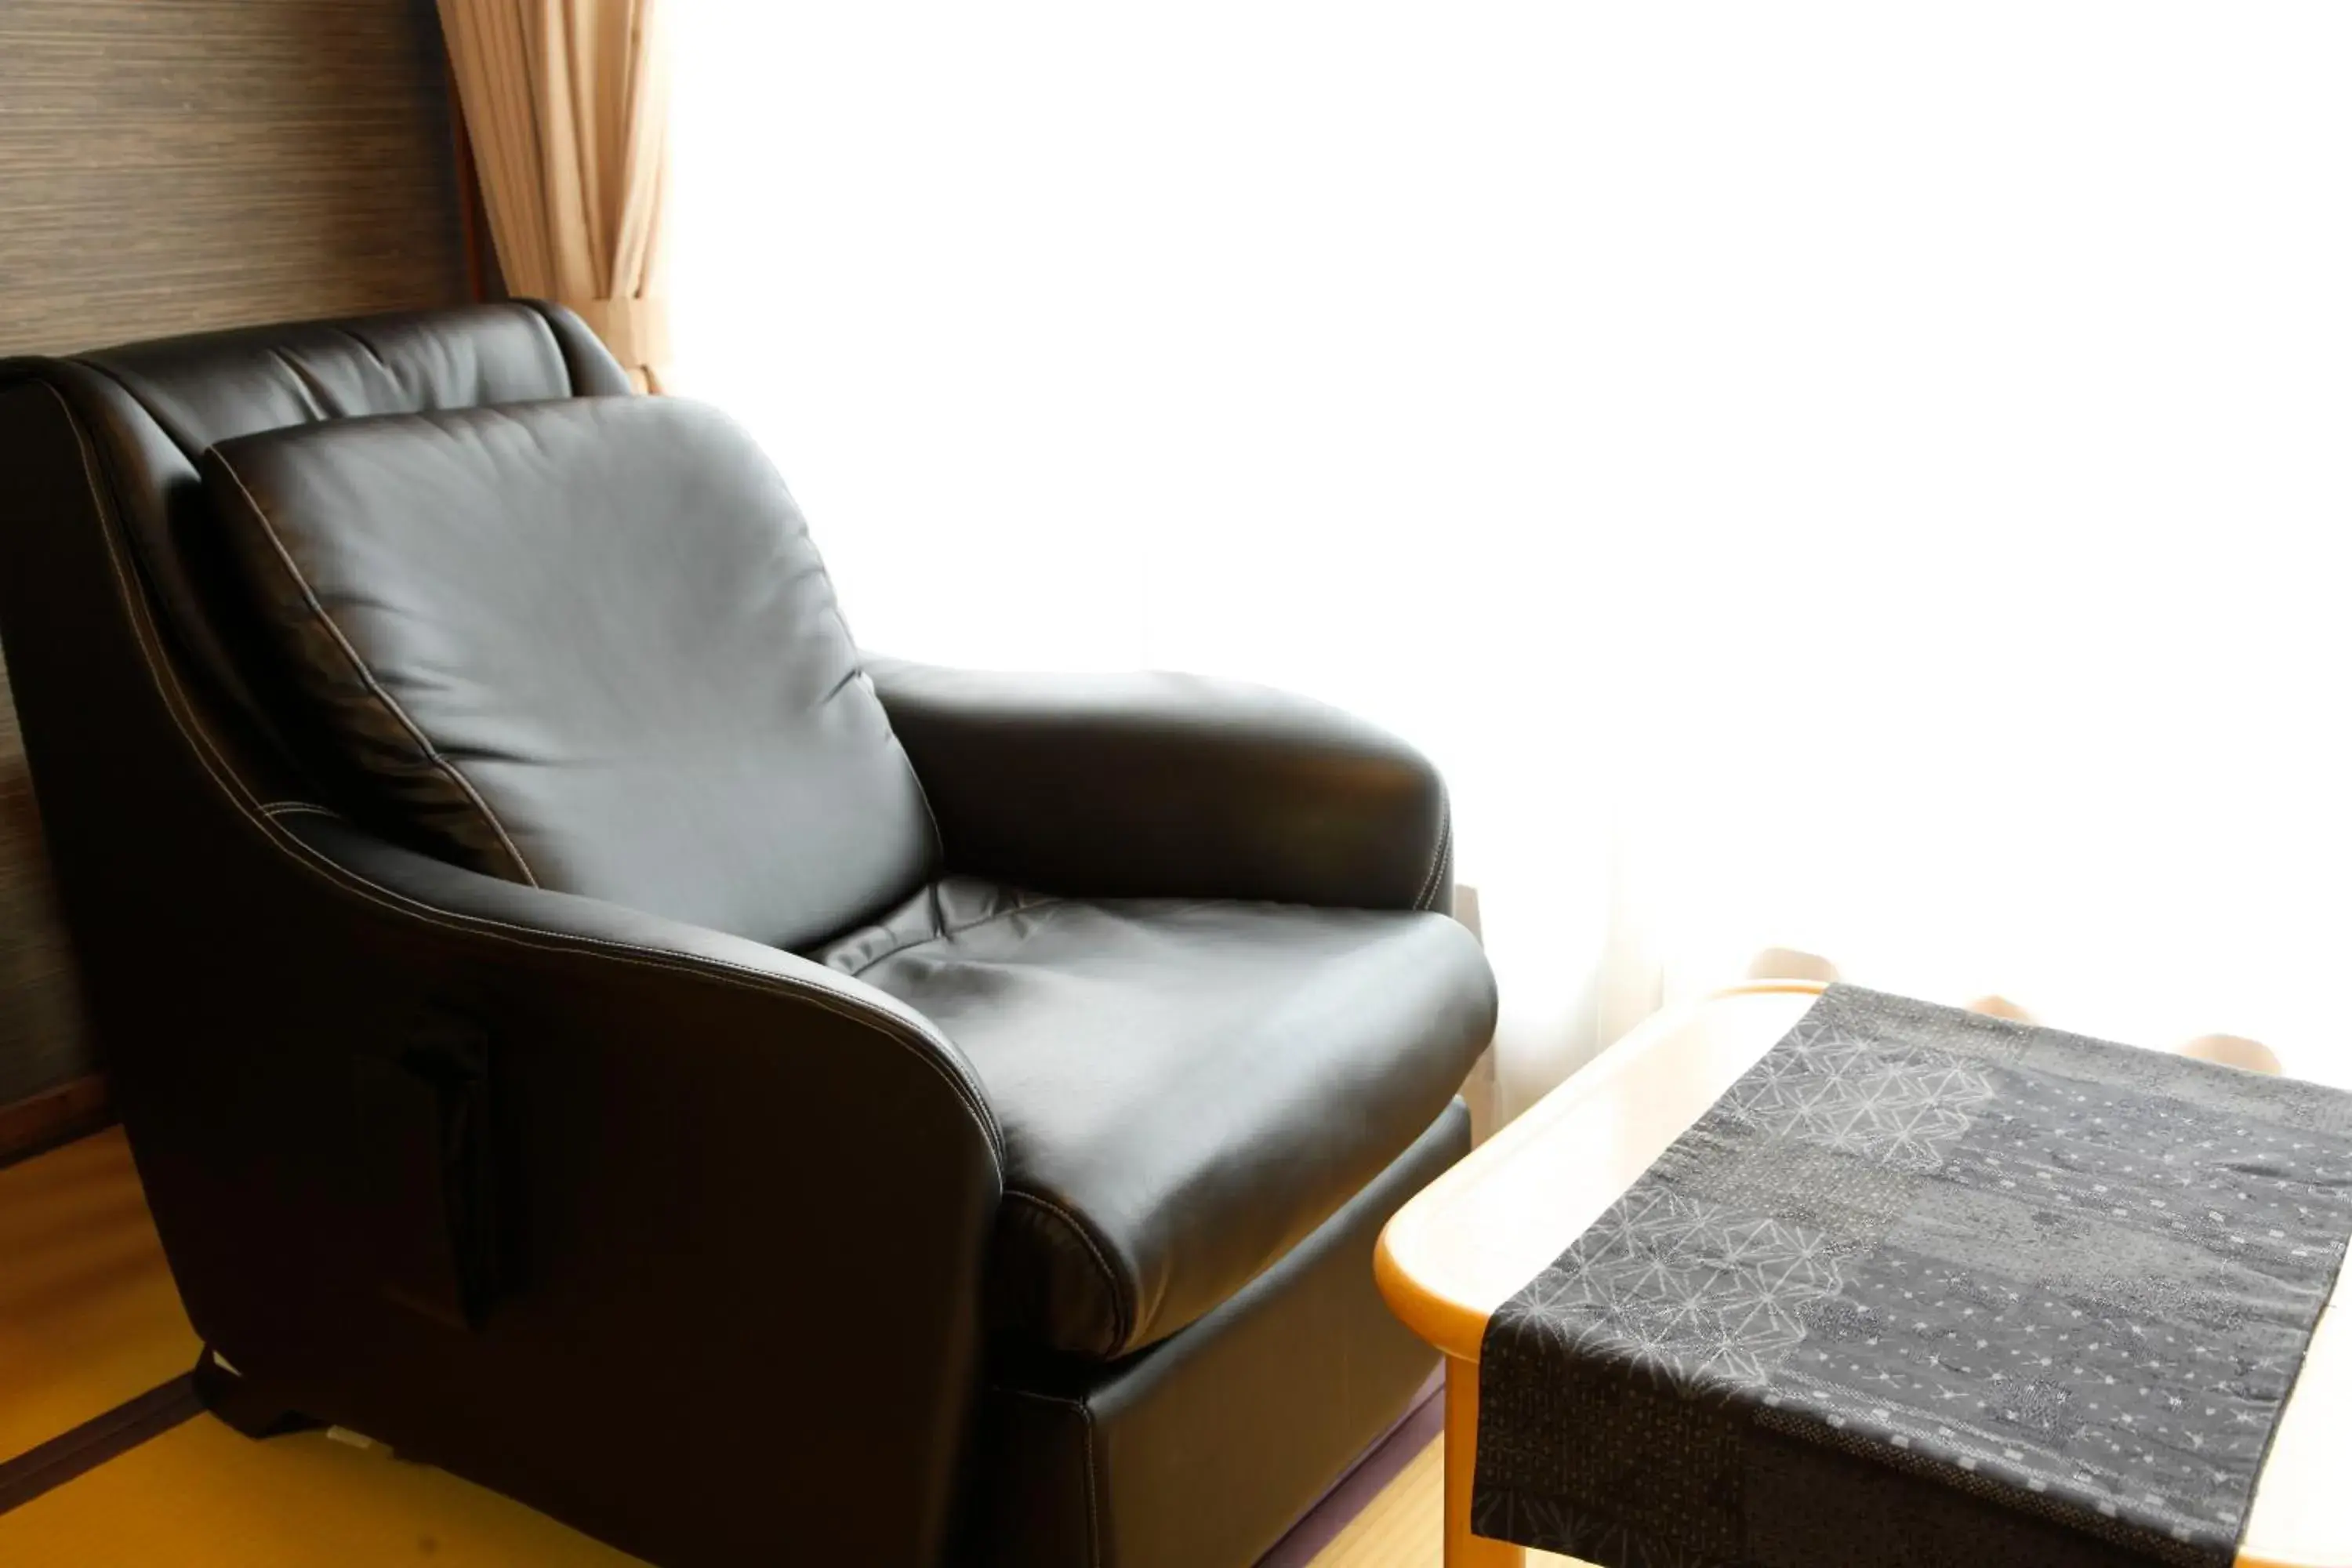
xmin=0 ymin=1128 xmax=1577 ymax=1566
xmin=2 ymin=1413 xmax=648 ymax=1566
xmin=1301 ymin=1436 xmax=1582 ymax=1568
xmin=0 ymin=1127 xmax=199 ymax=1461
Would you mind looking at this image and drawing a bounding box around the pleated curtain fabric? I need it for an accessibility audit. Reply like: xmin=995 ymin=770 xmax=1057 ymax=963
xmin=437 ymin=0 xmax=671 ymax=390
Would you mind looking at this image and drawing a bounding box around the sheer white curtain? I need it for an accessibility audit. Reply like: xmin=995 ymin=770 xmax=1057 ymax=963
xmin=669 ymin=3 xmax=2352 ymax=1105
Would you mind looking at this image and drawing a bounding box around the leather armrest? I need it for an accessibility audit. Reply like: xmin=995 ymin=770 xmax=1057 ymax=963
xmin=285 ymin=808 xmax=1004 ymax=1167
xmin=225 ymin=810 xmax=1004 ymax=1564
xmin=866 ymin=657 xmax=1454 ymax=912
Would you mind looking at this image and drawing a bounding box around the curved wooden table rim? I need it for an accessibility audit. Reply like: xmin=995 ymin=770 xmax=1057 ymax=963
xmin=1375 ymin=980 xmax=2352 ymax=1568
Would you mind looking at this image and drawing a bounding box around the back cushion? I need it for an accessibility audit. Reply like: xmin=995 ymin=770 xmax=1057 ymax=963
xmin=201 ymin=397 xmax=937 ymax=949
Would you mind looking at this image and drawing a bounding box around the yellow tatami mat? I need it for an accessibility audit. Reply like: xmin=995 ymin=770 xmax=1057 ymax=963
xmin=0 ymin=1126 xmax=648 ymax=1566
xmin=0 ymin=1418 xmax=645 ymax=1567
xmin=0 ymin=1127 xmax=200 ymax=1462
xmin=1305 ymin=1435 xmax=1582 ymax=1568
xmin=1308 ymin=1434 xmax=1448 ymax=1568
xmin=2 ymin=1126 xmax=1564 ymax=1567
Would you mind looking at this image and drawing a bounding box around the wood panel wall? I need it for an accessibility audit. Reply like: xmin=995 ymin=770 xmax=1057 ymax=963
xmin=0 ymin=0 xmax=473 ymax=1149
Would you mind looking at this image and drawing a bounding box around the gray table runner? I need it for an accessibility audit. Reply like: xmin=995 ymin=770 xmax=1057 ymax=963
xmin=1475 ymin=985 xmax=2352 ymax=1568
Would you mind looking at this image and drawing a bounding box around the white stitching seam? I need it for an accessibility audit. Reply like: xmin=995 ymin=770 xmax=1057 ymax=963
xmin=259 ymin=800 xmax=335 ymax=819
xmin=1001 ymin=1188 xmax=1131 ymax=1359
xmin=1413 ymin=796 xmax=1453 ymax=913
xmin=35 ymin=378 xmax=1007 ymax=1174
xmin=205 ymin=452 xmax=543 ymax=889
xmin=989 ymin=1387 xmax=1102 ymax=1567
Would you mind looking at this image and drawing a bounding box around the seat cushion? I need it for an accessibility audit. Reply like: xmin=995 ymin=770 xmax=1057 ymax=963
xmin=817 ymin=877 xmax=1497 ymax=1360
xmin=201 ymin=397 xmax=937 ymax=948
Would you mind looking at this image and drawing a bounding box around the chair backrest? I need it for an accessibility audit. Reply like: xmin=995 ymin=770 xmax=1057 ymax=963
xmin=0 ymin=301 xmax=934 ymax=950
xmin=201 ymin=395 xmax=936 ymax=947
xmin=47 ymin=303 xmax=633 ymax=784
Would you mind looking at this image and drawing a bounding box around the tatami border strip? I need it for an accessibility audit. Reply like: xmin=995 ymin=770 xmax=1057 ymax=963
xmin=0 ymin=1372 xmax=202 ymax=1516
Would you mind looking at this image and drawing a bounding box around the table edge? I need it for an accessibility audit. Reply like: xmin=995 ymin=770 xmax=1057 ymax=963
xmin=1376 ymin=979 xmax=1825 ymax=1360
xmin=1373 ymin=979 xmax=2352 ymax=1568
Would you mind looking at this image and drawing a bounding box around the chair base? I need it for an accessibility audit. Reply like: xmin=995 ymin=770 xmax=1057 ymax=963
xmin=191 ymin=1349 xmax=322 ymax=1441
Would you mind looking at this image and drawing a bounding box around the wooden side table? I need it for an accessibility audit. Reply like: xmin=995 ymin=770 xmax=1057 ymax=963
xmin=1374 ymin=981 xmax=2352 ymax=1568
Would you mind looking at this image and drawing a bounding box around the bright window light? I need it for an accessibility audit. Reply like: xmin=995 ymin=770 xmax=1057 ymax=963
xmin=670 ymin=4 xmax=2352 ymax=1097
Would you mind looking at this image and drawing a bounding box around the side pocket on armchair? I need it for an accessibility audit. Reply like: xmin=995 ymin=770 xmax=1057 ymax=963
xmin=351 ymin=1016 xmax=497 ymax=1330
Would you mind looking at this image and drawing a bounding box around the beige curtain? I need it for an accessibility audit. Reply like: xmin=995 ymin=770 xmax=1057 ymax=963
xmin=438 ymin=0 xmax=671 ymax=390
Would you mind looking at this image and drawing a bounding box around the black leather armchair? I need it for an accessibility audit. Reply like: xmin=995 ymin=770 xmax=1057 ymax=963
xmin=0 ymin=304 xmax=1496 ymax=1568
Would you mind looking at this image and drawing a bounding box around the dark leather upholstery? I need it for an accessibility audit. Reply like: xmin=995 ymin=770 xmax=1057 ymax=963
xmin=0 ymin=304 xmax=1498 ymax=1568
xmin=819 ymin=877 xmax=1492 ymax=1359
xmin=967 ymin=1102 xmax=1470 ymax=1568
xmin=25 ymin=302 xmax=631 ymax=789
xmin=869 ymin=657 xmax=1457 ymax=914
xmin=83 ymin=301 xmax=630 ymax=452
xmin=0 ymin=357 xmax=996 ymax=1567
xmin=204 ymin=398 xmax=935 ymax=946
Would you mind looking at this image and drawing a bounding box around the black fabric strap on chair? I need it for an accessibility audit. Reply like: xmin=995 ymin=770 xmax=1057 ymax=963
xmin=352 ymin=1017 xmax=497 ymax=1331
